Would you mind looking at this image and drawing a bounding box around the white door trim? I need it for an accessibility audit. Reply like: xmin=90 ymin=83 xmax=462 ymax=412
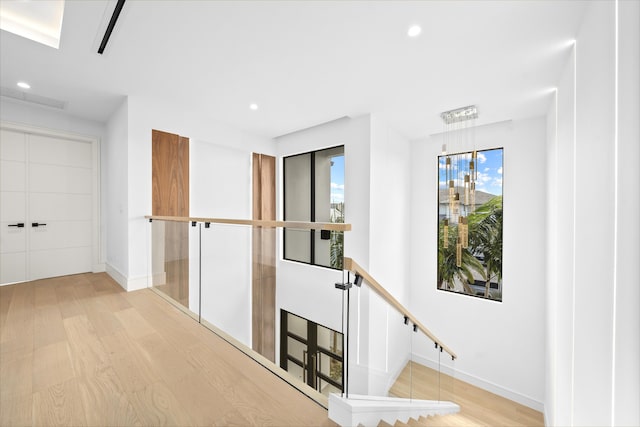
xmin=0 ymin=120 xmax=102 ymax=282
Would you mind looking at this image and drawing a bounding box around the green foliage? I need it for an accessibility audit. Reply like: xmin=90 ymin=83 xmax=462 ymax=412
xmin=438 ymin=196 xmax=503 ymax=299
xmin=330 ymin=203 xmax=345 ymax=270
xmin=438 ymin=222 xmax=486 ymax=290
xmin=468 ymin=196 xmax=503 ymax=297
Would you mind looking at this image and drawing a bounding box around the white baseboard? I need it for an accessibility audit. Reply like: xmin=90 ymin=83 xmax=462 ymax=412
xmin=105 ymin=263 xmax=128 ymax=290
xmin=386 ymin=353 xmax=411 ymax=393
xmin=105 ymin=263 xmax=161 ymax=292
xmin=127 ymin=275 xmax=149 ymax=291
xmin=411 ymin=353 xmax=544 ymax=412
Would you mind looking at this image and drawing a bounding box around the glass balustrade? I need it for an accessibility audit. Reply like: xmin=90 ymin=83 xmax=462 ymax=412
xmin=146 ymin=217 xmax=457 ymax=412
xmin=148 ymin=218 xmax=199 ymax=317
xmin=339 ymin=278 xmax=453 ymax=406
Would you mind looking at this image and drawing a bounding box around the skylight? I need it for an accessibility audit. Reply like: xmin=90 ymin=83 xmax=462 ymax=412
xmin=0 ymin=0 xmax=65 ymax=49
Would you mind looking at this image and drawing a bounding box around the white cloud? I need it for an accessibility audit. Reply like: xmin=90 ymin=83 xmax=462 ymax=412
xmin=477 ymin=152 xmax=487 ymax=164
xmin=476 ymin=171 xmax=492 ymax=183
xmin=331 ymin=192 xmax=344 ymax=202
xmin=493 ymin=177 xmax=503 ymax=187
xmin=331 ymin=182 xmax=344 ymax=190
xmin=497 ymin=167 xmax=503 ymax=175
xmin=484 ymin=167 xmax=490 ymax=172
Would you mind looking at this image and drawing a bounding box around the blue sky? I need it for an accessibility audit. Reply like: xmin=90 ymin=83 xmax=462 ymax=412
xmin=330 ymin=148 xmax=502 ymax=204
xmin=439 ymin=148 xmax=503 ymax=196
xmin=330 ymin=155 xmax=344 ymax=203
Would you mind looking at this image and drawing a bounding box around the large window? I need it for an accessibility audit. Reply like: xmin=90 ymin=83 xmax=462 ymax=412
xmin=283 ymin=146 xmax=344 ymax=269
xmin=437 ymin=147 xmax=503 ymax=301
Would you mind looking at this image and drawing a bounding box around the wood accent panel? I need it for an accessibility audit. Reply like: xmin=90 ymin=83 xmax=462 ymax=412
xmin=252 ymin=153 xmax=277 ymax=362
xmin=152 ymin=130 xmax=189 ymax=217
xmin=0 ymin=274 xmax=335 ymax=426
xmin=344 ymin=257 xmax=457 ymax=359
xmin=252 ymin=153 xmax=276 ymax=220
xmin=151 ymin=130 xmax=189 ymax=308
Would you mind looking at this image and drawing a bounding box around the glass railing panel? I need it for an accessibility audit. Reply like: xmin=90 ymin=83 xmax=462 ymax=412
xmin=408 ymin=331 xmax=441 ymax=401
xmin=439 ymin=346 xmax=457 ymax=403
xmin=149 ymin=219 xmax=199 ymax=313
xmin=278 ymin=234 xmax=345 ymax=397
xmin=252 ymin=225 xmax=277 ymax=362
xmin=347 ymin=283 xmax=412 ymax=398
xmin=200 ymin=222 xmax=252 ymax=347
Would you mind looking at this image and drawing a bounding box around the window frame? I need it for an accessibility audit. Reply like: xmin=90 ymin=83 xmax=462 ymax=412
xmin=282 ymin=145 xmax=344 ymax=270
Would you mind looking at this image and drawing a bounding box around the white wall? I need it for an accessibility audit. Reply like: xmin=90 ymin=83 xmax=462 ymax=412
xmin=0 ymin=98 xmax=108 ymax=273
xmin=275 ymin=115 xmax=371 ymax=382
xmin=546 ymin=48 xmax=576 ymax=426
xmin=614 ymin=1 xmax=640 ymax=424
xmin=410 ymin=117 xmax=547 ymax=410
xmin=190 ymin=140 xmax=253 ymax=346
xmin=544 ymin=85 xmax=557 ymax=425
xmin=547 ymin=1 xmax=640 ymax=425
xmin=275 ymin=114 xmax=414 ymax=396
xmin=572 ymin=3 xmax=616 ymax=423
xmin=366 ymin=115 xmax=413 ymax=394
xmin=108 ymin=95 xmax=272 ymax=290
xmin=275 ymin=116 xmax=370 ymax=324
xmin=105 ymin=99 xmax=129 ymax=281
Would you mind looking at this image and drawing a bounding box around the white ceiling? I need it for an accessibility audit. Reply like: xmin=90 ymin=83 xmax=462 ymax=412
xmin=0 ymin=0 xmax=586 ymax=140
xmin=0 ymin=0 xmax=64 ymax=49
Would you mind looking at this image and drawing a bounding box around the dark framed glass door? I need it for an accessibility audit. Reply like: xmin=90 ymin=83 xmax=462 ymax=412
xmin=280 ymin=310 xmax=343 ymax=396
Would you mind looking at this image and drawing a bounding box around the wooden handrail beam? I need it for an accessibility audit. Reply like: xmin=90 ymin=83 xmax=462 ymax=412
xmin=145 ymin=215 xmax=351 ymax=232
xmin=343 ymin=257 xmax=457 ymax=360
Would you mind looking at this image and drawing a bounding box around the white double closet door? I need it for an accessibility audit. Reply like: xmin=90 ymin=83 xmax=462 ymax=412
xmin=0 ymin=127 xmax=96 ymax=285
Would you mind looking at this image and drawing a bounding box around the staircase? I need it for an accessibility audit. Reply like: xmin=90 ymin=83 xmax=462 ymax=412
xmin=329 ymin=394 xmax=460 ymax=427
xmin=378 ymin=413 xmax=483 ymax=427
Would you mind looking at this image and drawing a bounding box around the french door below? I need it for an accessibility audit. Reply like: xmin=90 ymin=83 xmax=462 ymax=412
xmin=280 ymin=310 xmax=343 ymax=396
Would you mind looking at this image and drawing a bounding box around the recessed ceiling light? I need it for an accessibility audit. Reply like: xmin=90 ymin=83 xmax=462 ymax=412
xmin=407 ymin=25 xmax=422 ymax=38
xmin=17 ymin=81 xmax=31 ymax=89
xmin=249 ymin=103 xmax=258 ymax=111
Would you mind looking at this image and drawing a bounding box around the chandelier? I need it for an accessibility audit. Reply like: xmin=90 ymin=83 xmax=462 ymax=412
xmin=440 ymin=105 xmax=477 ymax=267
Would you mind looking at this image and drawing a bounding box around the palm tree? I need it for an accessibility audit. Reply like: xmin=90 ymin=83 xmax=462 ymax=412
xmin=468 ymin=196 xmax=503 ymax=298
xmin=438 ymin=221 xmax=486 ymax=292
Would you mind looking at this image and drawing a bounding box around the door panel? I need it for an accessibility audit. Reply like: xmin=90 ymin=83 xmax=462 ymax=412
xmin=0 ymin=252 xmax=26 ymax=283
xmin=0 ymin=130 xmax=27 ymax=284
xmin=1 ymin=161 xmax=26 ymax=191
xmin=30 ymin=246 xmax=92 ymax=280
xmin=29 ymin=193 xmax=91 ymax=221
xmin=0 ymin=223 xmax=26 ymax=253
xmin=29 ymin=163 xmax=92 ymax=194
xmin=29 ymin=135 xmax=91 ymax=168
xmin=0 ymin=192 xmax=26 ymax=223
xmin=29 ymin=220 xmax=91 ymax=251
xmin=0 ymin=130 xmax=25 ymax=160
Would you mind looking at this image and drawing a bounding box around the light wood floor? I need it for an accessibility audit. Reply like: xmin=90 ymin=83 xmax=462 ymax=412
xmin=0 ymin=273 xmax=335 ymax=426
xmin=389 ymin=361 xmax=544 ymax=427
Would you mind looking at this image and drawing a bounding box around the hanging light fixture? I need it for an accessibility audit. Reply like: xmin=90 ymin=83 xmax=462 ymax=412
xmin=440 ymin=105 xmax=478 ymax=267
